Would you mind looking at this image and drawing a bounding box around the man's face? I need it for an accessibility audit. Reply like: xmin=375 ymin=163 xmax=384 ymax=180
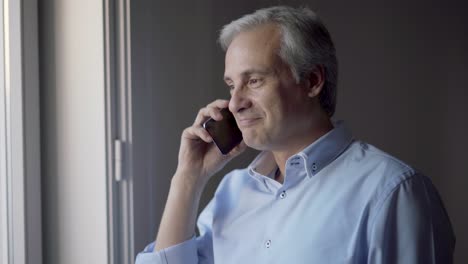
xmin=224 ymin=23 xmax=314 ymax=151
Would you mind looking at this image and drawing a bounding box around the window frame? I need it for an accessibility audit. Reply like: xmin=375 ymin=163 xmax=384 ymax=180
xmin=0 ymin=0 xmax=42 ymax=264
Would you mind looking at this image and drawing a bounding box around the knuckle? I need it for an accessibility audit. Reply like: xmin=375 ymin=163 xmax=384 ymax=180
xmin=198 ymin=126 xmax=208 ymax=134
xmin=208 ymin=99 xmax=223 ymax=107
xmin=182 ymin=127 xmax=191 ymax=134
xmin=204 ymin=107 xmax=216 ymax=117
xmin=197 ymin=126 xmax=206 ymax=134
xmin=208 ymin=107 xmax=217 ymax=114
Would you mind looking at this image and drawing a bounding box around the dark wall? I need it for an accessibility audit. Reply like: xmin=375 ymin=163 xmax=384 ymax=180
xmin=130 ymin=1 xmax=468 ymax=262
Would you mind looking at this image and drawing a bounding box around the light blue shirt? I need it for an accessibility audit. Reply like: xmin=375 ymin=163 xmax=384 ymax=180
xmin=136 ymin=121 xmax=455 ymax=264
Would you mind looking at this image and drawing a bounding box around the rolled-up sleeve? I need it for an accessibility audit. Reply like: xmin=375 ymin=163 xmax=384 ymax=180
xmin=135 ymin=196 xmax=216 ymax=264
xmin=135 ymin=237 xmax=199 ymax=264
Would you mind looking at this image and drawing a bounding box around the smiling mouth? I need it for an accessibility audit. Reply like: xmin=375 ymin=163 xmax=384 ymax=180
xmin=237 ymin=118 xmax=261 ymax=128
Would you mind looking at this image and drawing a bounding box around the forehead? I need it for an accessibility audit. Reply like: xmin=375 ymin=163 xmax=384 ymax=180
xmin=224 ymin=23 xmax=283 ymax=80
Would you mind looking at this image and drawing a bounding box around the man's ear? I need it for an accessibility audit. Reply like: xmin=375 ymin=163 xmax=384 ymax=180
xmin=306 ymin=65 xmax=325 ymax=98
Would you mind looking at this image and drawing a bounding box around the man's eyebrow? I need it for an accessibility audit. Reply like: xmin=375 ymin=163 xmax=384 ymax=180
xmin=224 ymin=68 xmax=272 ymax=82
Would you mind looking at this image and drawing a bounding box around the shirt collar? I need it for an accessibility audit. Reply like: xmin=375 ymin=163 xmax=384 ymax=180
xmin=248 ymin=120 xmax=354 ymax=182
xmin=299 ymin=120 xmax=354 ymax=177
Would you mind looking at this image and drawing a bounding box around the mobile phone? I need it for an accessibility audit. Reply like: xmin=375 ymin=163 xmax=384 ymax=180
xmin=203 ymin=108 xmax=243 ymax=155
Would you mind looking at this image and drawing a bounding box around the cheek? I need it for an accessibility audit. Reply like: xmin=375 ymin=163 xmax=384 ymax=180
xmin=258 ymin=99 xmax=288 ymax=132
xmin=255 ymin=79 xmax=299 ymax=122
xmin=267 ymin=90 xmax=296 ymax=119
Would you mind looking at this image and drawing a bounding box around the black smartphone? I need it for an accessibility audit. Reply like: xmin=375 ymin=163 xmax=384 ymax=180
xmin=203 ymin=108 xmax=243 ymax=155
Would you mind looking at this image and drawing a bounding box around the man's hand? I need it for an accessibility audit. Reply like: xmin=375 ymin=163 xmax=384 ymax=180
xmin=175 ymin=99 xmax=247 ymax=188
xmin=155 ymin=99 xmax=246 ymax=251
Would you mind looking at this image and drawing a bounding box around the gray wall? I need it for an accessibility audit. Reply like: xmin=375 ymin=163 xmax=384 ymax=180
xmin=130 ymin=0 xmax=468 ymax=263
xmin=130 ymin=0 xmax=260 ymax=254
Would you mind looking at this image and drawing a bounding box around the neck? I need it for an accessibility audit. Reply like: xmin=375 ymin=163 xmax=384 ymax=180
xmin=272 ymin=118 xmax=333 ymax=184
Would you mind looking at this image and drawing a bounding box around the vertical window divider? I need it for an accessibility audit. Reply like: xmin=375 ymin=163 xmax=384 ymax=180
xmin=104 ymin=0 xmax=134 ymax=263
xmin=1 ymin=0 xmax=42 ymax=264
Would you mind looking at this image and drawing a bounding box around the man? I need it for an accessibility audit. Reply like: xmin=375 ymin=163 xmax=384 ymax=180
xmin=136 ymin=6 xmax=455 ymax=264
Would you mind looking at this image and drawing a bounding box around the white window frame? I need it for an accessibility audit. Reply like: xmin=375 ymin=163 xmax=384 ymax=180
xmin=0 ymin=0 xmax=42 ymax=264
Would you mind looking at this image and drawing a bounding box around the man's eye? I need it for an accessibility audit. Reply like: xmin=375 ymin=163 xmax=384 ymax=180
xmin=248 ymin=78 xmax=262 ymax=87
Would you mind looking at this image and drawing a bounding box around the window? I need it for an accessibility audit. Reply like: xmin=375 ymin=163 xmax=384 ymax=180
xmin=0 ymin=0 xmax=42 ymax=263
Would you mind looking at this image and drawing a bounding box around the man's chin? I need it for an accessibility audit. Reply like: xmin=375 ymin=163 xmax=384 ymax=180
xmin=242 ymin=135 xmax=269 ymax=151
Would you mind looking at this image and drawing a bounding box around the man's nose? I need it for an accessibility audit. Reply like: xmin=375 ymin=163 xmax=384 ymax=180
xmin=228 ymin=87 xmax=252 ymax=114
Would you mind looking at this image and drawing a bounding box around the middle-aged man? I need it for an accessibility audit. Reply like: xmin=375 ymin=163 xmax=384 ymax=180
xmin=136 ymin=6 xmax=455 ymax=264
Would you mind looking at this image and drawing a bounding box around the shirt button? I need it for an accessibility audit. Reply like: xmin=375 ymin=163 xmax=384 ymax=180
xmin=279 ymin=191 xmax=287 ymax=199
xmin=312 ymin=163 xmax=317 ymax=171
xmin=265 ymin=240 xmax=271 ymax=248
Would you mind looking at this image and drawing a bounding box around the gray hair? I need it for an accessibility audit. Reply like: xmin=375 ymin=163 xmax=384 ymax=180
xmin=219 ymin=6 xmax=338 ymax=117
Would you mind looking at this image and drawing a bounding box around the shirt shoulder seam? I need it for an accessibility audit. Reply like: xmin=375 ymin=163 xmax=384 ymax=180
xmin=368 ymin=170 xmax=418 ymax=235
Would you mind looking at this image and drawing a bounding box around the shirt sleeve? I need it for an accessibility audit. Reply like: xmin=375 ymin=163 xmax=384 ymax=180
xmin=135 ymin=238 xmax=199 ymax=264
xmin=368 ymin=173 xmax=455 ymax=264
xmin=135 ymin=199 xmax=216 ymax=264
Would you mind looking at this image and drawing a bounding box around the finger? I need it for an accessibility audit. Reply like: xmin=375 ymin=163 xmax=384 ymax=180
xmin=206 ymin=99 xmax=229 ymax=109
xmin=195 ymin=99 xmax=229 ymax=125
xmin=193 ymin=108 xmax=209 ymax=126
xmin=183 ymin=126 xmax=213 ymax=143
xmin=193 ymin=105 xmax=224 ymax=126
xmin=193 ymin=108 xmax=217 ymax=127
xmin=205 ymin=106 xmax=224 ymax=121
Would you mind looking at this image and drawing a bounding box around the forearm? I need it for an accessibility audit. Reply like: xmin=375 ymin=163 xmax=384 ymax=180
xmin=153 ymin=99 xmax=243 ymax=252
xmin=154 ymin=172 xmax=206 ymax=251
